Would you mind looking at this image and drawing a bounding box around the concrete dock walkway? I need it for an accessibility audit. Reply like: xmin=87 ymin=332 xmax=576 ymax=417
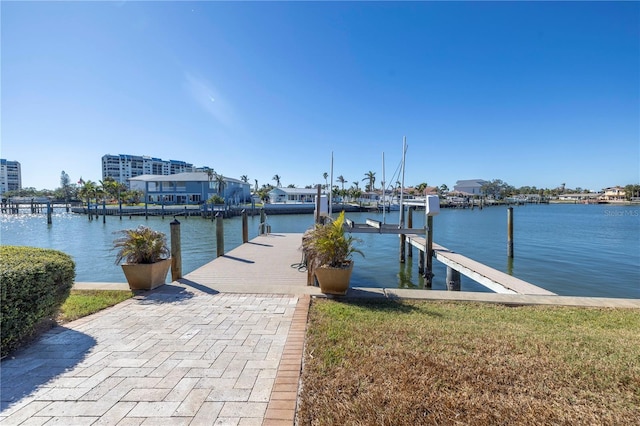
xmin=2 ymin=233 xmax=639 ymax=425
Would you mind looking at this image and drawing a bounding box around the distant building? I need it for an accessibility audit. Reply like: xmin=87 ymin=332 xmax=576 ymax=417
xmin=268 ymin=187 xmax=318 ymax=204
xmin=600 ymin=186 xmax=626 ymax=202
xmin=129 ymin=172 xmax=250 ymax=205
xmin=0 ymin=159 xmax=21 ymax=195
xmin=453 ymin=179 xmax=488 ymax=195
xmin=102 ymin=154 xmax=196 ymax=188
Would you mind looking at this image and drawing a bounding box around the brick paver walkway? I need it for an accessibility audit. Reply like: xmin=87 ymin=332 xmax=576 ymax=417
xmin=1 ymin=288 xmax=307 ymax=425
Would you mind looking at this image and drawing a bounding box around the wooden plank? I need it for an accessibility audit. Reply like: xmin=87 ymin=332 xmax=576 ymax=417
xmin=405 ymin=234 xmax=556 ymax=295
xmin=183 ymin=233 xmax=310 ymax=292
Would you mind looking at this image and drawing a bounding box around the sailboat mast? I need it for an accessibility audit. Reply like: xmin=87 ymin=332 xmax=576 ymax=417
xmin=382 ymin=152 xmax=386 ymax=224
xmin=399 ymin=136 xmax=407 ymax=226
xmin=329 ymin=151 xmax=333 ymax=216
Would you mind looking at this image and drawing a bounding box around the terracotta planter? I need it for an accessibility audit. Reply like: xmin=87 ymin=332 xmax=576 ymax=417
xmin=314 ymin=261 xmax=354 ymax=295
xmin=121 ymin=258 xmax=171 ymax=290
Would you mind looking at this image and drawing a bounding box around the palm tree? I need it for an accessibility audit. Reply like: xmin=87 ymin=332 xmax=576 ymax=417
xmin=336 ymin=175 xmax=347 ymax=192
xmin=78 ymin=180 xmax=98 ymax=212
xmin=240 ymin=175 xmax=249 ymax=183
xmin=323 ymin=172 xmax=329 ymax=191
xmin=363 ymin=171 xmax=376 ymax=192
xmin=215 ymin=174 xmax=226 ymax=197
xmin=352 ymin=181 xmax=360 ymax=190
xmin=99 ymin=177 xmax=124 ymax=202
xmin=440 ymin=184 xmax=449 ymax=194
xmin=273 ymin=174 xmax=282 ymax=187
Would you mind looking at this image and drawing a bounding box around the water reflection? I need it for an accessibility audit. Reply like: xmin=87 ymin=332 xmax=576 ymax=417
xmin=2 ymin=205 xmax=639 ymax=298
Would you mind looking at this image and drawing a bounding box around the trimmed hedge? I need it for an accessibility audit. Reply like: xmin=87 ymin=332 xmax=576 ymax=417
xmin=1 ymin=246 xmax=75 ymax=358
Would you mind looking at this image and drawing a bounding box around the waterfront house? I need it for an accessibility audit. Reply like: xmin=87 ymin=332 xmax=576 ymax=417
xmin=129 ymin=172 xmax=251 ymax=205
xmin=454 ymin=179 xmax=488 ymax=195
xmin=557 ymin=193 xmax=599 ymax=202
xmin=267 ymin=187 xmax=318 ymax=203
xmin=600 ymin=186 xmax=626 ymax=202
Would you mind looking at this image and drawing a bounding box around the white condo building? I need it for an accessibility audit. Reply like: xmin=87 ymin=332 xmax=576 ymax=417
xmin=102 ymin=154 xmax=195 ymax=188
xmin=0 ymin=159 xmax=22 ymax=195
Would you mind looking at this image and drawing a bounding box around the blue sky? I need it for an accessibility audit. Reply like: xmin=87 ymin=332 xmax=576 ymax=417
xmin=2 ymin=1 xmax=638 ymax=192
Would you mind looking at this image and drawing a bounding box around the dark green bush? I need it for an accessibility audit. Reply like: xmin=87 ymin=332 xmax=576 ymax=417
xmin=1 ymin=246 xmax=75 ymax=358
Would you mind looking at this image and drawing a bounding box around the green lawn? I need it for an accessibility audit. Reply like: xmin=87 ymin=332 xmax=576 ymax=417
xmin=298 ymin=299 xmax=640 ymax=425
xmin=57 ymin=290 xmax=134 ymax=323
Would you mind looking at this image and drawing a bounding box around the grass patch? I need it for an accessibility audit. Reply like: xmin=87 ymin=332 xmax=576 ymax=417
xmin=298 ymin=299 xmax=640 ymax=425
xmin=57 ymin=290 xmax=134 ymax=323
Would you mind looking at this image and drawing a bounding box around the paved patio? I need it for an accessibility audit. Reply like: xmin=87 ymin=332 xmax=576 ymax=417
xmin=1 ymin=284 xmax=309 ymax=426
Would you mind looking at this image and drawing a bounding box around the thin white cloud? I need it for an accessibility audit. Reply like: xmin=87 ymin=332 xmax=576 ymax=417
xmin=184 ymin=72 xmax=234 ymax=128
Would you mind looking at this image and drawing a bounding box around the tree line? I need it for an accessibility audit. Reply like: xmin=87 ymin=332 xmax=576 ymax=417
xmin=4 ymin=171 xmax=639 ymax=204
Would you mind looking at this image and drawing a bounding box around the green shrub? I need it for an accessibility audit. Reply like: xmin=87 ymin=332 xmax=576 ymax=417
xmin=1 ymin=246 xmax=75 ymax=358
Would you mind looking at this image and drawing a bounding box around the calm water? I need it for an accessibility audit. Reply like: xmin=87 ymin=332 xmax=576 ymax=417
xmin=1 ymin=204 xmax=638 ymax=298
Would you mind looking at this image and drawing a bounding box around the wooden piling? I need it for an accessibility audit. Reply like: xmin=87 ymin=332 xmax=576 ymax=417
xmin=216 ymin=212 xmax=224 ymax=257
xmin=399 ymin=206 xmax=406 ymax=263
xmin=259 ymin=209 xmax=266 ymax=235
xmin=507 ymin=207 xmax=514 ymax=258
xmin=46 ymin=202 xmax=52 ymax=225
xmin=425 ymin=216 xmax=434 ymax=286
xmin=407 ymin=207 xmax=413 ymax=258
xmin=446 ymin=266 xmax=461 ymax=291
xmin=242 ymin=209 xmax=248 ymax=243
xmin=170 ymin=219 xmax=182 ymax=281
xmin=102 ymin=200 xmax=106 ymax=224
xmin=315 ymin=184 xmax=321 ymax=224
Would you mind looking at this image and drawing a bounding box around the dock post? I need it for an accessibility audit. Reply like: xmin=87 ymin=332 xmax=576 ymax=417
xmin=242 ymin=209 xmax=248 ymax=243
xmin=446 ymin=266 xmax=461 ymax=291
xmin=399 ymin=206 xmax=406 ymax=263
xmin=407 ymin=207 xmax=413 ymax=258
xmin=315 ymin=184 xmax=321 ymax=224
xmin=170 ymin=218 xmax=182 ymax=281
xmin=102 ymin=199 xmax=106 ymax=224
xmin=47 ymin=202 xmax=52 ymax=225
xmin=216 ymin=212 xmax=224 ymax=257
xmin=425 ymin=216 xmax=434 ymax=287
xmin=507 ymin=207 xmax=514 ymax=258
xmin=259 ymin=209 xmax=266 ymax=235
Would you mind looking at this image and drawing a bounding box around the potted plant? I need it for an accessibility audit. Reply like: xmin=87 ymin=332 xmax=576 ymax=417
xmin=113 ymin=225 xmax=171 ymax=290
xmin=302 ymin=211 xmax=363 ymax=295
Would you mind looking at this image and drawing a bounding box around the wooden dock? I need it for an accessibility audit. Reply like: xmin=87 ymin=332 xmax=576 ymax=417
xmin=182 ymin=233 xmax=320 ymax=294
xmin=405 ymin=234 xmax=556 ymax=295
